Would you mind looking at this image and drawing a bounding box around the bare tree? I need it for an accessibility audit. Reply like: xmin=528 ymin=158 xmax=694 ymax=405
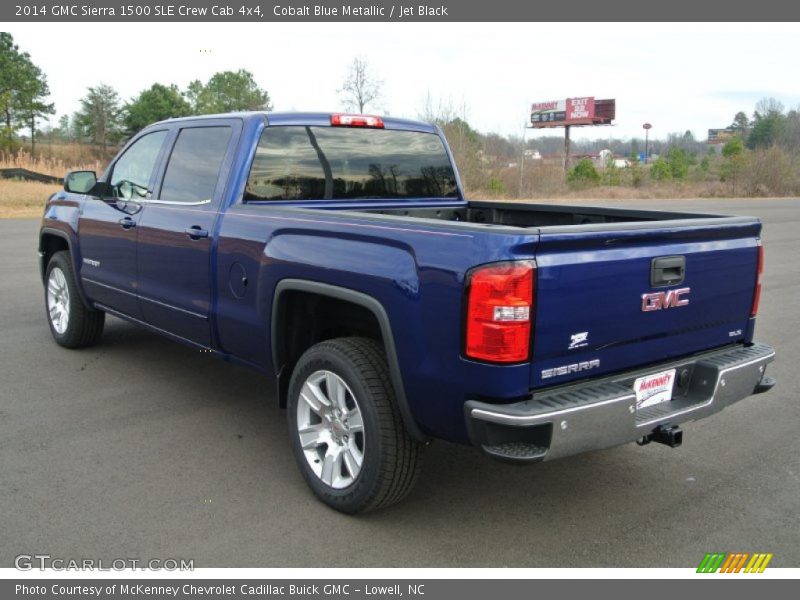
xmin=417 ymin=93 xmax=487 ymax=192
xmin=338 ymin=57 xmax=382 ymax=113
xmin=754 ymin=97 xmax=784 ymax=118
xmin=777 ymin=107 xmax=800 ymax=154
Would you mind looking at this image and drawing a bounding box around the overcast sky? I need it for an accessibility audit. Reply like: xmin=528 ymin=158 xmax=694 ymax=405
xmin=7 ymin=22 xmax=800 ymax=142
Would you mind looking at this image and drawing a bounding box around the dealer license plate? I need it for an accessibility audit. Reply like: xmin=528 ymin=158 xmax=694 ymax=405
xmin=634 ymin=368 xmax=676 ymax=410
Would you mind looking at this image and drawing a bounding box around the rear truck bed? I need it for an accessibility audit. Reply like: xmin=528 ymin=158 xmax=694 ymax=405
xmin=325 ymin=200 xmax=775 ymax=461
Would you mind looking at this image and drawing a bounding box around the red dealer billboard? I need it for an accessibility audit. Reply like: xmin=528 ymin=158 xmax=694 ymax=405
xmin=567 ymin=97 xmax=595 ymax=119
xmin=531 ymin=97 xmax=614 ymax=127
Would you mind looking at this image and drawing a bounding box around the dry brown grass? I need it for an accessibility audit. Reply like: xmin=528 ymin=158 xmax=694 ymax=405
xmin=3 ymin=179 xmax=790 ymax=219
xmin=469 ymin=182 xmax=735 ymax=201
xmin=0 ymin=180 xmax=60 ymax=218
xmin=0 ymin=145 xmax=109 ymax=218
xmin=0 ymin=147 xmax=106 ymax=178
xmin=530 ymin=181 xmax=734 ymax=200
xmin=33 ymin=141 xmax=116 ymax=165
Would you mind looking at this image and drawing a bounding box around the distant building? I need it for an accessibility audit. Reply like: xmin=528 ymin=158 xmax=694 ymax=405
xmin=593 ymin=149 xmax=630 ymax=169
xmin=523 ymin=149 xmax=542 ymax=160
xmin=707 ymin=128 xmax=737 ymax=144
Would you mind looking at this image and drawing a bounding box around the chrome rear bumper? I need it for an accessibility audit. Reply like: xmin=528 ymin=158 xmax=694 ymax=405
xmin=466 ymin=343 xmax=776 ymax=462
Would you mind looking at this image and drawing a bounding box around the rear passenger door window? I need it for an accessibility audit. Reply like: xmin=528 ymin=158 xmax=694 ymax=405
xmin=158 ymin=126 xmax=233 ymax=203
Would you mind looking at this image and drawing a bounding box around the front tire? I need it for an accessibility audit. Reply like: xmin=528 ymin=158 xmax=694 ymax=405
xmin=45 ymin=251 xmax=104 ymax=348
xmin=287 ymin=337 xmax=424 ymax=513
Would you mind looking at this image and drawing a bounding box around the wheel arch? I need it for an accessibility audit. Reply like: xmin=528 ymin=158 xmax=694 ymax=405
xmin=271 ymin=279 xmax=426 ymax=441
xmin=39 ymin=228 xmax=93 ymax=310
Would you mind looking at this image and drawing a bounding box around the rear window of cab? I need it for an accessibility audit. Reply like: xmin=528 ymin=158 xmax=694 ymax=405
xmin=244 ymin=126 xmax=459 ymax=201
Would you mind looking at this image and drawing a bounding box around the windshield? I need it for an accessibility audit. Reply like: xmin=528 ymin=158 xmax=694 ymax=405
xmin=243 ymin=126 xmax=459 ymax=201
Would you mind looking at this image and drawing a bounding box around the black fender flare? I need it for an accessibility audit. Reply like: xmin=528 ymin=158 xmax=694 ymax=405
xmin=271 ymin=279 xmax=427 ymax=441
xmin=39 ymin=227 xmax=93 ymax=310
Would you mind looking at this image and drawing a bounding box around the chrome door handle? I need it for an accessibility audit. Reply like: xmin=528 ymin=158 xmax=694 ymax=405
xmin=185 ymin=226 xmax=209 ymax=239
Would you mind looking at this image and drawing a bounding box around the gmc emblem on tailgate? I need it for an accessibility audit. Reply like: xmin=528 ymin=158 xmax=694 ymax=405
xmin=641 ymin=287 xmax=691 ymax=312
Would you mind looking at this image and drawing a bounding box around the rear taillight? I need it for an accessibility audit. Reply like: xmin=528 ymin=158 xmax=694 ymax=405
xmin=751 ymin=242 xmax=764 ymax=317
xmin=465 ymin=261 xmax=534 ymax=363
xmin=330 ymin=114 xmax=384 ymax=128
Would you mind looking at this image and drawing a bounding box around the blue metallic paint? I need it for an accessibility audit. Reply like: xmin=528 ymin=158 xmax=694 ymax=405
xmin=531 ymin=226 xmax=761 ymax=388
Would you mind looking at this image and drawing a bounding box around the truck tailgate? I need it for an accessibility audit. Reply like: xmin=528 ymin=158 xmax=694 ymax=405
xmin=531 ymin=218 xmax=762 ymax=388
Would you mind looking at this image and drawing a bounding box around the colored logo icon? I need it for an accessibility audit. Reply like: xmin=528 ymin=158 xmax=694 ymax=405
xmin=697 ymin=552 xmax=773 ymax=573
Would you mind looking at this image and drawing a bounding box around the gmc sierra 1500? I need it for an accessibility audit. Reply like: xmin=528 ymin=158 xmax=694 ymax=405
xmin=39 ymin=112 xmax=775 ymax=512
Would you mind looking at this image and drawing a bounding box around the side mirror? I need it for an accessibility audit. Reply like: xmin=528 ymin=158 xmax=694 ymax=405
xmin=64 ymin=171 xmax=97 ymax=194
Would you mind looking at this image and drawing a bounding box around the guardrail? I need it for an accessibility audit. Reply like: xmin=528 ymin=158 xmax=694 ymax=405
xmin=0 ymin=168 xmax=61 ymax=184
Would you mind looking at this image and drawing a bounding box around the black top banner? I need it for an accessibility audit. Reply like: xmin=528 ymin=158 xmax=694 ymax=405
xmin=4 ymin=0 xmax=800 ymax=21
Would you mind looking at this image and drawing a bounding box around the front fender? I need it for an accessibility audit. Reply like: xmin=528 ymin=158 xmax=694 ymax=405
xmin=40 ymin=191 xmax=90 ymax=307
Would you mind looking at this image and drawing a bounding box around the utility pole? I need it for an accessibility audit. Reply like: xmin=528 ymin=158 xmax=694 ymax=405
xmin=519 ymin=122 xmax=528 ymax=197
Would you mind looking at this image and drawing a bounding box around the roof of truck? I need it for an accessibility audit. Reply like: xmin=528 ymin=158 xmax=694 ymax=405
xmin=153 ymin=111 xmax=438 ymax=133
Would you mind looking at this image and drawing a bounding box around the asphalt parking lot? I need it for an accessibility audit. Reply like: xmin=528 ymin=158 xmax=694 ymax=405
xmin=1 ymin=198 xmax=798 ymax=568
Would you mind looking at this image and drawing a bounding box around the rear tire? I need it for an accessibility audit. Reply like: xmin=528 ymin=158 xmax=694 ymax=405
xmin=45 ymin=250 xmax=104 ymax=348
xmin=287 ymin=337 xmax=424 ymax=513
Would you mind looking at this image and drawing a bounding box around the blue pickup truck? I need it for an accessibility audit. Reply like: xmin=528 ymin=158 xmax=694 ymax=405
xmin=39 ymin=112 xmax=776 ymax=513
